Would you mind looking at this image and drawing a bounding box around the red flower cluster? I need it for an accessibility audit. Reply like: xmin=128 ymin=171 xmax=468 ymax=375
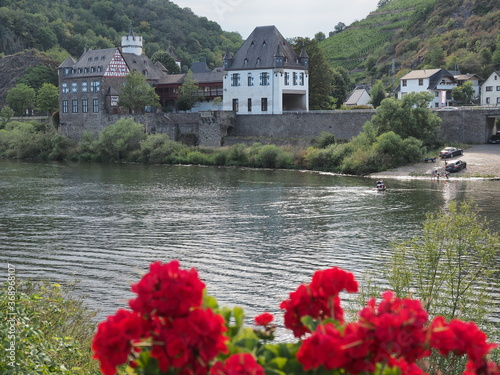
xmin=210 ymin=353 xmax=265 ymax=375
xmin=431 ymin=316 xmax=499 ymax=374
xmin=92 ymin=260 xmax=228 ymax=375
xmin=129 ymin=260 xmax=205 ymax=318
xmin=92 ymin=309 xmax=145 ymax=375
xmin=297 ymin=290 xmax=431 ymax=374
xmin=297 ymin=289 xmax=499 ymax=375
xmin=254 ymin=312 xmax=274 ymax=326
xmin=280 ymin=267 xmax=358 ymax=337
xmin=92 ymin=262 xmax=499 ymax=375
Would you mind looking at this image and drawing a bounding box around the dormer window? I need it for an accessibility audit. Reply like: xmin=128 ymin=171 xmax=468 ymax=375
xmin=244 ymin=58 xmax=248 ymax=65
xmin=101 ymin=56 xmax=105 ymax=60
xmin=256 ymin=58 xmax=261 ymax=65
xmin=263 ymin=40 xmax=266 ymax=46
xmin=251 ymin=41 xmax=255 ymax=47
xmin=88 ymin=57 xmax=92 ymax=62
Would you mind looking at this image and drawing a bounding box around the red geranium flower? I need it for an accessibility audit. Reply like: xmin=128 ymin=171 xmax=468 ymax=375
xmin=280 ymin=267 xmax=359 ymax=337
xmin=254 ymin=312 xmax=274 ymax=326
xmin=431 ymin=316 xmax=497 ymax=370
xmin=129 ymin=260 xmax=205 ymax=318
xmin=297 ymin=323 xmax=348 ymax=371
xmin=210 ymin=353 xmax=265 ymax=375
xmin=92 ymin=309 xmax=146 ymax=375
xmin=151 ymin=308 xmax=229 ymax=373
xmin=310 ymin=267 xmax=358 ymax=298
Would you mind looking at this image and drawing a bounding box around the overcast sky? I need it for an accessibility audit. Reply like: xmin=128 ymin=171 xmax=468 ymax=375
xmin=172 ymin=0 xmax=380 ymax=39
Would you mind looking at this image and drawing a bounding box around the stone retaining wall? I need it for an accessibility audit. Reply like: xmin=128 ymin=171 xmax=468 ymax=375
xmin=59 ymin=107 xmax=500 ymax=147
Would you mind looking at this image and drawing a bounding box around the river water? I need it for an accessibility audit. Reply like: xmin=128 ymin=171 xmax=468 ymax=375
xmin=1 ymin=159 xmax=499 ymax=328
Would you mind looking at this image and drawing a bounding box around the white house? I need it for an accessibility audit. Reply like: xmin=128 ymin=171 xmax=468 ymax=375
xmin=397 ymin=69 xmax=457 ymax=108
xmin=344 ymin=86 xmax=371 ymax=107
xmin=481 ymin=71 xmax=500 ymax=106
xmin=222 ymin=26 xmax=309 ymax=114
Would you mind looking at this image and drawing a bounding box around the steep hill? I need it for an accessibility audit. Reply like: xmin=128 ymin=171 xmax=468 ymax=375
xmin=320 ymin=0 xmax=500 ymax=87
xmin=0 ymin=0 xmax=243 ymax=69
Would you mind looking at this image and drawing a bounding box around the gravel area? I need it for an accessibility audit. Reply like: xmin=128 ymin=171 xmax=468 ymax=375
xmin=369 ymin=144 xmax=500 ymax=179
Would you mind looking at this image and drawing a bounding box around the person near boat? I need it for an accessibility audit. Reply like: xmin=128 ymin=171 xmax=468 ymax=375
xmin=376 ymin=179 xmax=386 ymax=191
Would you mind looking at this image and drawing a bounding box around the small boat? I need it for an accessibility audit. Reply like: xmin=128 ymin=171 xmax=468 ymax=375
xmin=376 ymin=180 xmax=386 ymax=191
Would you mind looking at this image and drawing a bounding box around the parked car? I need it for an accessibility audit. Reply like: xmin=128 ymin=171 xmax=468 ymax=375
xmin=445 ymin=160 xmax=467 ymax=172
xmin=488 ymin=134 xmax=500 ymax=144
xmin=439 ymin=147 xmax=463 ymax=158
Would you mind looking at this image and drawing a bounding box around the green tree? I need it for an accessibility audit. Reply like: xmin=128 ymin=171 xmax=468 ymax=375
xmin=333 ymin=22 xmax=346 ymax=35
xmin=369 ymin=81 xmax=386 ymax=108
xmin=6 ymin=83 xmax=36 ymax=116
xmin=331 ymin=67 xmax=351 ymax=108
xmin=384 ymin=201 xmax=500 ymax=373
xmin=151 ymin=50 xmax=181 ymax=74
xmin=117 ymin=71 xmax=160 ymax=113
xmin=94 ymin=118 xmax=146 ymax=161
xmin=387 ymin=200 xmax=500 ymax=318
xmin=176 ymin=70 xmax=202 ymax=112
xmin=36 ymin=83 xmax=59 ymax=115
xmin=366 ymin=91 xmax=441 ymax=147
xmin=0 ymin=106 xmax=14 ymax=128
xmin=17 ymin=65 xmax=58 ymax=91
xmin=451 ymin=81 xmax=476 ymax=105
xmin=292 ymin=38 xmax=336 ymax=110
xmin=314 ymin=31 xmax=326 ymax=42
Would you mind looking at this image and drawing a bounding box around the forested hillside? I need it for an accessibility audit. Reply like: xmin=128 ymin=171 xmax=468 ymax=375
xmin=0 ymin=0 xmax=243 ymax=68
xmin=320 ymin=0 xmax=500 ymax=87
xmin=0 ymin=0 xmax=499 ymax=105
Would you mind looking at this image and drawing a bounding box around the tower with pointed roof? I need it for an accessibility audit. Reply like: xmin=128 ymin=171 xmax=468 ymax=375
xmin=222 ymin=25 xmax=308 ymax=114
xmin=121 ymin=25 xmax=143 ymax=56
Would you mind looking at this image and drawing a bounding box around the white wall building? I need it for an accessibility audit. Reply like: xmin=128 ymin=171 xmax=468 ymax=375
xmin=397 ymin=69 xmax=457 ymax=108
xmin=223 ymin=26 xmax=309 ymax=114
xmin=481 ymin=71 xmax=500 ymax=106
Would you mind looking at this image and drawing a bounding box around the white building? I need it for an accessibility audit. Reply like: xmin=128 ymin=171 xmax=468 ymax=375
xmin=397 ymin=69 xmax=457 ymax=108
xmin=481 ymin=71 xmax=500 ymax=106
xmin=222 ymin=26 xmax=309 ymax=114
xmin=344 ymin=87 xmax=372 ymax=107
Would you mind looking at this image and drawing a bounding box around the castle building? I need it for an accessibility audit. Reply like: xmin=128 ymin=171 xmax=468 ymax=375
xmin=57 ymin=26 xmax=166 ymax=135
xmin=222 ymin=26 xmax=309 ymax=114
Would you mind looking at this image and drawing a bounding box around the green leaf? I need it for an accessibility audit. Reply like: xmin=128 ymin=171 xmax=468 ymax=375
xmin=268 ymin=357 xmax=288 ymax=369
xmin=300 ymin=315 xmax=318 ymax=333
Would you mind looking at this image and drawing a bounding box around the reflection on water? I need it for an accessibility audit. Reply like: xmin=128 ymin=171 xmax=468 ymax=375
xmin=0 ymin=159 xmax=499 ymax=326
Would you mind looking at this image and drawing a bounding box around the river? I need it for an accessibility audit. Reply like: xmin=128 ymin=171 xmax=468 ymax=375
xmin=1 ymin=159 xmax=499 ymax=328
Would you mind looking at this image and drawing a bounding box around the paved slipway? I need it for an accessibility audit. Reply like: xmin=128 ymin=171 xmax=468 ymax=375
xmin=369 ymin=144 xmax=500 ymax=180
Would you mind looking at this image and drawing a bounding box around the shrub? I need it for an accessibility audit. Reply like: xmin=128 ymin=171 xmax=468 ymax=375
xmin=252 ymin=144 xmax=291 ymax=168
xmin=94 ymin=119 xmax=145 ymax=161
xmin=226 ymin=143 xmax=248 ymax=166
xmin=0 ymin=279 xmax=100 ymax=374
xmin=185 ymin=150 xmax=212 ymax=165
xmin=312 ymin=131 xmax=336 ymax=148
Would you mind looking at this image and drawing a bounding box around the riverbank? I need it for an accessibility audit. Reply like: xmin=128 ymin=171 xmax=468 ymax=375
xmin=369 ymin=144 xmax=500 ymax=180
